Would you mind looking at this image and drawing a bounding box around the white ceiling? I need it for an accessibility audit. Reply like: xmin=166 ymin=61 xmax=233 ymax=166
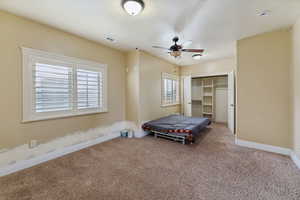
xmin=0 ymin=0 xmax=300 ymax=66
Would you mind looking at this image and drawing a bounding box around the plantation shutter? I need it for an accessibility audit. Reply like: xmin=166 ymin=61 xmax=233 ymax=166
xmin=34 ymin=63 xmax=73 ymax=113
xmin=22 ymin=47 xmax=108 ymax=122
xmin=175 ymin=79 xmax=180 ymax=103
xmin=166 ymin=78 xmax=173 ymax=104
xmin=76 ymin=68 xmax=102 ymax=109
xmin=162 ymin=73 xmax=179 ymax=106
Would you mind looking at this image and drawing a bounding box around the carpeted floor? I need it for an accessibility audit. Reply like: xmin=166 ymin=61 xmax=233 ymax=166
xmin=0 ymin=124 xmax=300 ymax=200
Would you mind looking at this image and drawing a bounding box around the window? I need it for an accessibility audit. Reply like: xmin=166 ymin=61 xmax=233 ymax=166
xmin=161 ymin=73 xmax=179 ymax=106
xmin=22 ymin=47 xmax=107 ymax=122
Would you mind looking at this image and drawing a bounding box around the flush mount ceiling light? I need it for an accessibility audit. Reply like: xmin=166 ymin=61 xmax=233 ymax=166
xmin=122 ymin=0 xmax=145 ymax=16
xmin=192 ymin=54 xmax=202 ymax=60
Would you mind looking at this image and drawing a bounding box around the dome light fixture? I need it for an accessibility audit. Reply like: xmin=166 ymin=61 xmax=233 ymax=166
xmin=192 ymin=54 xmax=202 ymax=60
xmin=122 ymin=0 xmax=145 ymax=16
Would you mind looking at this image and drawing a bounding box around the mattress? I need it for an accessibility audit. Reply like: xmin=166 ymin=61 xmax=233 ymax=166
xmin=142 ymin=114 xmax=211 ymax=137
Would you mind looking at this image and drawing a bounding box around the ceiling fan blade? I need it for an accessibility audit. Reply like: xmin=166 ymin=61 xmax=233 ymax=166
xmin=152 ymin=46 xmax=170 ymax=50
xmin=182 ymin=49 xmax=204 ymax=53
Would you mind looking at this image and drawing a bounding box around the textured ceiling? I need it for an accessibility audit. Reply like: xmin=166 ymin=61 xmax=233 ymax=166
xmin=0 ymin=0 xmax=300 ymax=66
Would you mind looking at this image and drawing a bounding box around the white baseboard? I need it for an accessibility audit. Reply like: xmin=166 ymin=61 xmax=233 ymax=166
xmin=0 ymin=132 xmax=119 ymax=177
xmin=291 ymin=152 xmax=300 ymax=169
xmin=235 ymin=138 xmax=300 ymax=169
xmin=235 ymin=138 xmax=300 ymax=170
xmin=235 ymin=138 xmax=292 ymax=156
xmin=135 ymin=130 xmax=149 ymax=138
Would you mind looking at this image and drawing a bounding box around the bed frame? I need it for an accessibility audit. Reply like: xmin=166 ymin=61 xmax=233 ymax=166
xmin=142 ymin=115 xmax=211 ymax=145
xmin=151 ymin=130 xmax=193 ymax=145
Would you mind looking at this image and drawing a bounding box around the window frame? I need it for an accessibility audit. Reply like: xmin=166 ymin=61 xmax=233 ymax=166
xmin=22 ymin=47 xmax=108 ymax=122
xmin=161 ymin=72 xmax=180 ymax=107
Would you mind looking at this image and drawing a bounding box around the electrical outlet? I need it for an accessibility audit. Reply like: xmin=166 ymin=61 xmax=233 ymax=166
xmin=29 ymin=140 xmax=38 ymax=149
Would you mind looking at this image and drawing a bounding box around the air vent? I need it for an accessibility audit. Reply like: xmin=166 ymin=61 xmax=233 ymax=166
xmin=105 ymin=37 xmax=115 ymax=43
xmin=257 ymin=10 xmax=271 ymax=17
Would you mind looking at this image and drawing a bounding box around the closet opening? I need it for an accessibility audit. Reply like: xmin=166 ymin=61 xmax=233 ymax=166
xmin=192 ymin=75 xmax=228 ymax=122
xmin=182 ymin=72 xmax=235 ymax=134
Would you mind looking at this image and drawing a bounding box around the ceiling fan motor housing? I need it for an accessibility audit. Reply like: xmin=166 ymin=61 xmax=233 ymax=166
xmin=170 ymin=44 xmax=182 ymax=52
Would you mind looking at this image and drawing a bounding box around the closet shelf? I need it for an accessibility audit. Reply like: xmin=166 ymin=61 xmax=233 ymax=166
xmin=192 ymin=99 xmax=202 ymax=101
xmin=215 ymin=84 xmax=228 ymax=87
xmin=203 ymin=112 xmax=213 ymax=115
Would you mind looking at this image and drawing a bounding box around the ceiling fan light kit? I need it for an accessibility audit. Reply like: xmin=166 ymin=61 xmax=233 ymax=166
xmin=122 ymin=0 xmax=144 ymax=16
xmin=170 ymin=51 xmax=182 ymax=58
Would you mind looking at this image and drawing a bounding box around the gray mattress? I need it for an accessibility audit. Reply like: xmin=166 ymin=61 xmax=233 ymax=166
xmin=142 ymin=115 xmax=211 ymax=137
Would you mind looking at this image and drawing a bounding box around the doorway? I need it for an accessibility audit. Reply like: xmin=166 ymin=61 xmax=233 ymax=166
xmin=181 ymin=72 xmax=235 ymax=134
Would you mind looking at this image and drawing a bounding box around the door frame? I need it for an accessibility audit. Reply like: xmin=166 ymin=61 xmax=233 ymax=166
xmin=181 ymin=76 xmax=192 ymax=116
xmin=181 ymin=72 xmax=236 ymax=134
xmin=227 ymin=71 xmax=236 ymax=134
xmin=191 ymin=72 xmax=229 ymax=79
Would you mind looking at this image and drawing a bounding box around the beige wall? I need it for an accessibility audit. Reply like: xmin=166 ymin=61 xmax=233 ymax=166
xmin=180 ymin=57 xmax=236 ymax=77
xmin=0 ymin=11 xmax=126 ymax=149
xmin=139 ymin=51 xmax=180 ymax=122
xmin=125 ymin=51 xmax=180 ymax=123
xmin=292 ymin=18 xmax=300 ymax=156
xmin=125 ymin=50 xmax=141 ymax=123
xmin=237 ymin=29 xmax=292 ymax=148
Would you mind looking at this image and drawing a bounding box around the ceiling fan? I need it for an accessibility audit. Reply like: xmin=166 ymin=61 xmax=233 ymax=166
xmin=152 ymin=37 xmax=204 ymax=58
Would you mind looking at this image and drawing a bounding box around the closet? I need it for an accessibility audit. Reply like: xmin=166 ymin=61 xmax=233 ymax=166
xmin=191 ymin=76 xmax=228 ymax=123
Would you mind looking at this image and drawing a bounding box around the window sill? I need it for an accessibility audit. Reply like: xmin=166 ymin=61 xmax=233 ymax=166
xmin=161 ymin=103 xmax=180 ymax=108
xmin=22 ymin=110 xmax=108 ymax=123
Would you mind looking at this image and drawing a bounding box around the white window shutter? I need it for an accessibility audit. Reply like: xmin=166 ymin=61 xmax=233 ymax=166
xmin=34 ymin=63 xmax=73 ymax=113
xmin=76 ymin=69 xmax=102 ymax=110
xmin=161 ymin=73 xmax=179 ymax=106
xmin=22 ymin=47 xmax=108 ymax=122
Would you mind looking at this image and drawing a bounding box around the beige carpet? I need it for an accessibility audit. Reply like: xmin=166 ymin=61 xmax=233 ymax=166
xmin=0 ymin=124 xmax=300 ymax=200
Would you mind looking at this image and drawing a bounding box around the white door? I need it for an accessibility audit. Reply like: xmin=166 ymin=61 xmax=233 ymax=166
xmin=228 ymin=71 xmax=235 ymax=133
xmin=183 ymin=76 xmax=192 ymax=116
xmin=215 ymin=88 xmax=228 ymax=123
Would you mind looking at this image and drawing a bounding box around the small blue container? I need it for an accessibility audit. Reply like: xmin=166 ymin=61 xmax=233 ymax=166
xmin=120 ymin=129 xmax=129 ymax=138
